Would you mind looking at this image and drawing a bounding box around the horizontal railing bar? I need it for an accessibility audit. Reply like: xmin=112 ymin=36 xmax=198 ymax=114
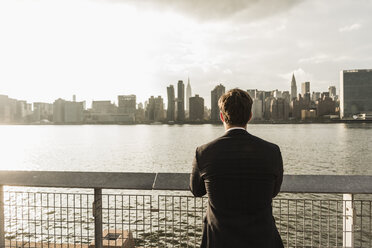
xmin=0 ymin=171 xmax=155 ymax=190
xmin=0 ymin=170 xmax=372 ymax=193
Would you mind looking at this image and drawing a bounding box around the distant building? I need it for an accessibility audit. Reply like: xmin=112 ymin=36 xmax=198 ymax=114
xmin=247 ymin=89 xmax=257 ymax=99
xmin=186 ymin=78 xmax=192 ymax=113
xmin=189 ymin=95 xmax=204 ymax=121
xmin=135 ymin=103 xmax=145 ymax=123
xmin=329 ymin=86 xmax=336 ymax=99
xmin=204 ymin=106 xmax=211 ymax=120
xmin=301 ymin=82 xmax=310 ymax=96
xmin=15 ymin=100 xmax=32 ymax=123
xmin=282 ymin=91 xmax=290 ymax=103
xmin=64 ymin=101 xmax=85 ymax=123
xmin=252 ymin=99 xmax=263 ymax=120
xmin=291 ymin=74 xmax=297 ymax=100
xmin=53 ymin=98 xmax=85 ymax=123
xmin=290 ymin=95 xmax=304 ymax=119
xmin=33 ymin=102 xmax=53 ymax=122
xmin=118 ymin=95 xmax=136 ymax=115
xmin=167 ymin=85 xmax=176 ymax=122
xmin=0 ymin=95 xmax=17 ymax=123
xmin=92 ymin=101 xmax=116 ymax=113
xmin=211 ymin=84 xmax=225 ymax=122
xmin=312 ymin=92 xmax=321 ymax=102
xmin=53 ymin=98 xmax=66 ymax=123
xmin=264 ymin=96 xmax=274 ymax=120
xmin=301 ymin=109 xmax=317 ymax=120
xmin=340 ymin=69 xmax=372 ymax=118
xmin=317 ymin=95 xmax=336 ymax=117
xmin=277 ymin=98 xmax=290 ymax=120
xmin=177 ymin=80 xmax=185 ymax=122
xmin=146 ymin=96 xmax=165 ymax=122
xmin=273 ymin=90 xmax=282 ymax=99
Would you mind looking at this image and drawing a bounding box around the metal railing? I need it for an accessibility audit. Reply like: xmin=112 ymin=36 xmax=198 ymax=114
xmin=0 ymin=171 xmax=372 ymax=248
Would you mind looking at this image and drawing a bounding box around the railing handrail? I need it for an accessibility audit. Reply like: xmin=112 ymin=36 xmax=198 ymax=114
xmin=0 ymin=170 xmax=372 ymax=194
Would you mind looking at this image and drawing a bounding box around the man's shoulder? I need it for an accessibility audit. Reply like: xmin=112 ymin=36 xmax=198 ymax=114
xmin=248 ymin=133 xmax=280 ymax=152
xmin=196 ymin=132 xmax=280 ymax=155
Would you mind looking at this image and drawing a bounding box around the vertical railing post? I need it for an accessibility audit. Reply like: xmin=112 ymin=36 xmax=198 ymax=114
xmin=0 ymin=185 xmax=5 ymax=248
xmin=343 ymin=193 xmax=354 ymax=248
xmin=93 ymin=188 xmax=103 ymax=248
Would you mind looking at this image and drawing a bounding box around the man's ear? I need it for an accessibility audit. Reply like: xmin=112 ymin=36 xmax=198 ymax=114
xmin=220 ymin=112 xmax=225 ymax=123
xmin=248 ymin=112 xmax=252 ymax=122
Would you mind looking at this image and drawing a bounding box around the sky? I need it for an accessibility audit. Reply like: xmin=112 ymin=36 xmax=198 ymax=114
xmin=1 ymin=0 xmax=372 ymax=108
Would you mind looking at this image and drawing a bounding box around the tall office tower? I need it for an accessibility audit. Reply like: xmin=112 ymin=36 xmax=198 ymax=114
xmin=329 ymin=86 xmax=336 ymax=99
xmin=186 ymin=78 xmax=192 ymax=112
xmin=301 ymin=82 xmax=310 ymax=96
xmin=167 ymin=85 xmax=175 ymax=121
xmin=146 ymin=96 xmax=165 ymax=122
xmin=340 ymin=69 xmax=372 ymax=118
xmin=118 ymin=95 xmax=136 ymax=114
xmin=211 ymin=84 xmax=225 ymax=122
xmin=189 ymin=94 xmax=204 ymax=121
xmin=177 ymin=80 xmax=185 ymax=122
xmin=291 ymin=74 xmax=297 ymax=100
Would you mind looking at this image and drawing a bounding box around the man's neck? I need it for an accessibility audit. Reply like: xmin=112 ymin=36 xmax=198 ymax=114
xmin=224 ymin=124 xmax=247 ymax=132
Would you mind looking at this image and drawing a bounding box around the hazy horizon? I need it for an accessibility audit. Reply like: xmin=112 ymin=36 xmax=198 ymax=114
xmin=1 ymin=0 xmax=372 ymax=107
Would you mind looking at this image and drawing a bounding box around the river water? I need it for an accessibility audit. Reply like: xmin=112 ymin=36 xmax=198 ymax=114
xmin=0 ymin=123 xmax=372 ymax=175
xmin=1 ymin=123 xmax=372 ymax=247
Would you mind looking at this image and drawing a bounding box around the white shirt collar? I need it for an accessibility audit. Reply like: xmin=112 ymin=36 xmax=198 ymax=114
xmin=225 ymin=127 xmax=247 ymax=133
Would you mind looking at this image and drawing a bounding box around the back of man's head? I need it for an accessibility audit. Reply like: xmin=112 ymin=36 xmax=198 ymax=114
xmin=218 ymin=88 xmax=253 ymax=127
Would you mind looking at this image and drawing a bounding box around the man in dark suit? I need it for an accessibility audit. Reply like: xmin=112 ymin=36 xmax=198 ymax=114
xmin=190 ymin=89 xmax=284 ymax=248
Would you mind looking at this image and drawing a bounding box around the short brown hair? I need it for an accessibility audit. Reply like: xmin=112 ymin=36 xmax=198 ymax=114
xmin=218 ymin=88 xmax=253 ymax=126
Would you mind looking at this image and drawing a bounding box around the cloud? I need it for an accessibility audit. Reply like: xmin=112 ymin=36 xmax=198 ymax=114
xmin=117 ymin=0 xmax=302 ymax=21
xmin=298 ymin=54 xmax=353 ymax=64
xmin=339 ymin=23 xmax=361 ymax=32
xmin=298 ymin=54 xmax=329 ymax=64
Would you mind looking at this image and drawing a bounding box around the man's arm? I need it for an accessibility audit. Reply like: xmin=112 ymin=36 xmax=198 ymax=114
xmin=189 ymin=148 xmax=206 ymax=197
xmin=273 ymin=146 xmax=284 ymax=198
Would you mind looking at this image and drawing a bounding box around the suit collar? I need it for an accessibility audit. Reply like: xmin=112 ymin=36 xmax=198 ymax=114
xmin=224 ymin=128 xmax=249 ymax=136
xmin=225 ymin=127 xmax=246 ymax=133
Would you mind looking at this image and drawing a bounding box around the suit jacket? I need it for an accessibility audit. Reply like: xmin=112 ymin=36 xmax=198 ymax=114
xmin=190 ymin=129 xmax=284 ymax=248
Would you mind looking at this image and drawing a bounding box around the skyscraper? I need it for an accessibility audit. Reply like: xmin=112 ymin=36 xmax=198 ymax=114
xmin=340 ymin=69 xmax=372 ymax=118
xmin=177 ymin=80 xmax=185 ymax=122
xmin=167 ymin=85 xmax=175 ymax=121
xmin=211 ymin=84 xmax=225 ymax=122
xmin=291 ymin=74 xmax=297 ymax=100
xmin=301 ymin=82 xmax=310 ymax=96
xmin=186 ymin=78 xmax=192 ymax=113
xmin=145 ymin=96 xmax=165 ymax=122
xmin=189 ymin=94 xmax=204 ymax=121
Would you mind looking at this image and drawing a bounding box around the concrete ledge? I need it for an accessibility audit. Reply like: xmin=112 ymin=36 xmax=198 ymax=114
xmin=1 ymin=171 xmax=372 ymax=194
xmin=0 ymin=171 xmax=156 ymax=190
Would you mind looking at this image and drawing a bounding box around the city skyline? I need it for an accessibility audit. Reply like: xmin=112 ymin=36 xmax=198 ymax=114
xmin=0 ymin=73 xmax=338 ymax=111
xmin=1 ymin=0 xmax=372 ymax=107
